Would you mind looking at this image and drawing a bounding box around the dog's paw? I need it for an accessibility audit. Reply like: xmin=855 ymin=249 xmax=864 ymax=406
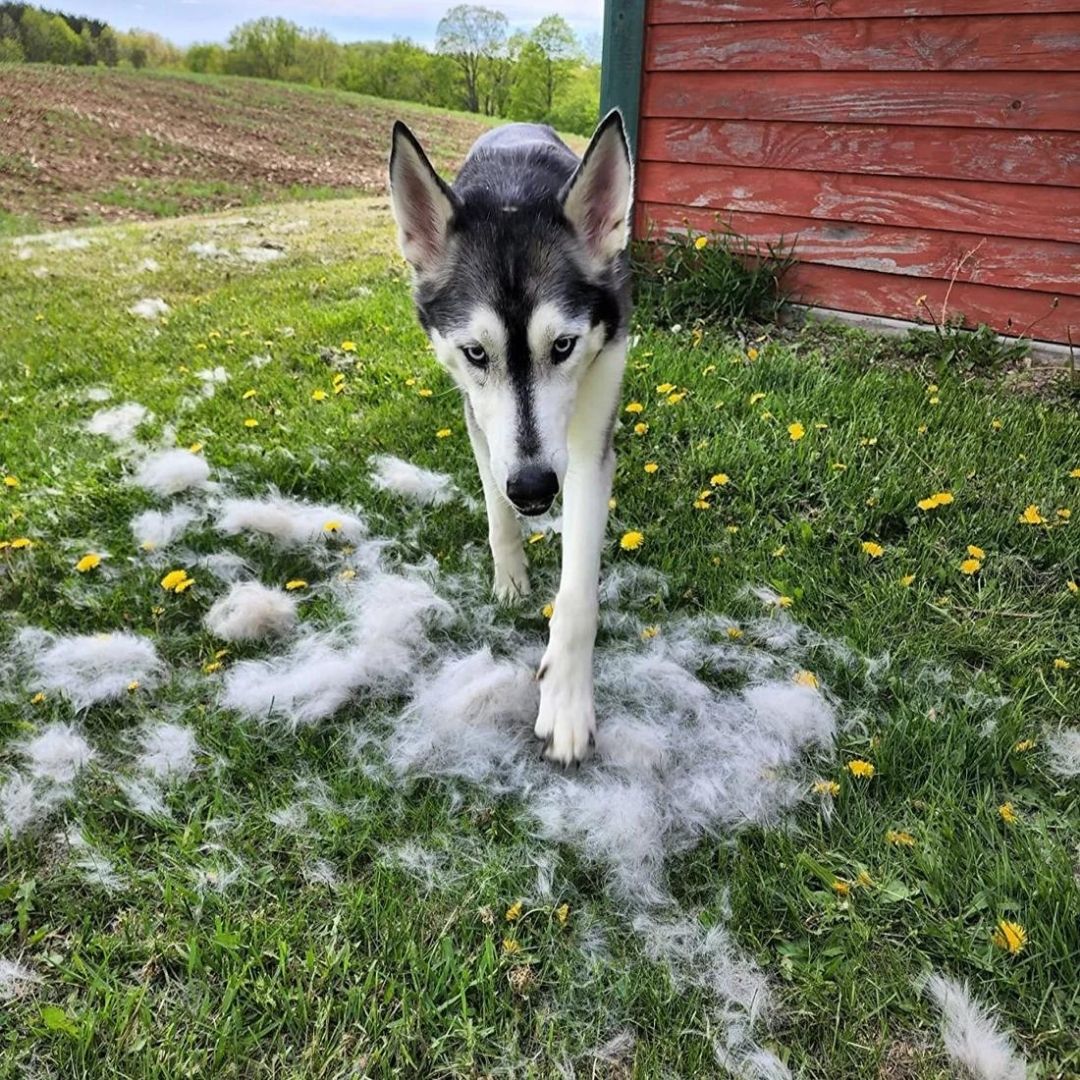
xmin=493 ymin=551 xmax=530 ymax=603
xmin=534 ymin=646 xmax=595 ymax=765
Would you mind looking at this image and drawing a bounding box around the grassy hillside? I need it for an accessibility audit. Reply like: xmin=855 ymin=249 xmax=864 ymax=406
xmin=0 ymin=197 xmax=1077 ymax=1077
xmin=0 ymin=65 xmax=509 ymax=233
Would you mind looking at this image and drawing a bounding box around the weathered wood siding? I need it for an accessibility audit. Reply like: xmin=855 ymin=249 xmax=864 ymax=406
xmin=637 ymin=1 xmax=1080 ymax=342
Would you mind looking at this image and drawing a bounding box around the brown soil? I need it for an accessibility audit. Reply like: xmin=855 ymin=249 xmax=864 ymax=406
xmin=0 ymin=66 xmax=496 ymax=229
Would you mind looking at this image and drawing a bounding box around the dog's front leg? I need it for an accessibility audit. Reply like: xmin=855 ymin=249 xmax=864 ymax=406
xmin=535 ymin=344 xmax=625 ymax=764
xmin=464 ymin=400 xmax=530 ymax=602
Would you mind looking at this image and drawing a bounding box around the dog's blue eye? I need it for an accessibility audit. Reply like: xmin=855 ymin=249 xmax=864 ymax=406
xmin=551 ymin=335 xmax=576 ymax=362
xmin=463 ymin=344 xmax=488 ymax=367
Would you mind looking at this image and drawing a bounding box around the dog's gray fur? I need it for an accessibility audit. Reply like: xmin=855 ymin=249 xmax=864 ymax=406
xmin=388 ymin=111 xmax=634 ymax=763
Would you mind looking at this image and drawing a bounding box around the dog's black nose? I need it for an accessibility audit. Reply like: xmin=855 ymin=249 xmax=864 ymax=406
xmin=507 ymin=467 xmax=558 ymax=515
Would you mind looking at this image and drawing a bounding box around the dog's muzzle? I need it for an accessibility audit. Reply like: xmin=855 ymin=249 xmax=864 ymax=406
xmin=507 ymin=466 xmax=558 ymax=516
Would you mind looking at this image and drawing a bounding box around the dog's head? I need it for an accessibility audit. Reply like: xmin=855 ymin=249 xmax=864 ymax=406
xmin=388 ymin=112 xmax=633 ymax=516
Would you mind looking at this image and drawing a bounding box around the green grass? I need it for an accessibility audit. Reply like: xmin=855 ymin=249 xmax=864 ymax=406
xmin=1 ymin=198 xmax=1078 ymax=1078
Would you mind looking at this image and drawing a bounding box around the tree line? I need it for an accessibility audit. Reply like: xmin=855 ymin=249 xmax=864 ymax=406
xmin=0 ymin=3 xmax=601 ymax=135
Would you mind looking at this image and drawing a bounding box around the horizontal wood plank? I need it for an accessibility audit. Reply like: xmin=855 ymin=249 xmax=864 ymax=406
xmin=638 ymin=119 xmax=1080 ymax=188
xmin=641 ymin=71 xmax=1080 ymax=129
xmin=648 ymin=0 xmax=1080 ymax=23
xmin=639 ymin=202 xmax=1080 ymax=294
xmin=637 ymin=161 xmax=1080 ymax=243
xmin=780 ymin=263 xmax=1077 ymax=343
xmin=647 ymin=14 xmax=1080 ymax=71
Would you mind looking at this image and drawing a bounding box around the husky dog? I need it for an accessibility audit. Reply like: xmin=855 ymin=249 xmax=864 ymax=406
xmin=388 ymin=111 xmax=633 ymax=764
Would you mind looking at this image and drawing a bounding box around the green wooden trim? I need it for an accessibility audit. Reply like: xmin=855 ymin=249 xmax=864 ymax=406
xmin=600 ymin=0 xmax=646 ymax=160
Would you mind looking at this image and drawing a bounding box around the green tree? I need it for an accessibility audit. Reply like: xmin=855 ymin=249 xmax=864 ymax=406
xmin=293 ymin=29 xmax=340 ymax=86
xmin=226 ymin=17 xmax=300 ymax=80
xmin=435 ymin=4 xmax=508 ymax=114
xmin=20 ymin=9 xmax=80 ymax=63
xmin=185 ymin=42 xmax=226 ymax=74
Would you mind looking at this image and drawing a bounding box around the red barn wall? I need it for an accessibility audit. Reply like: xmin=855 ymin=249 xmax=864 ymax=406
xmin=636 ymin=1 xmax=1080 ymax=344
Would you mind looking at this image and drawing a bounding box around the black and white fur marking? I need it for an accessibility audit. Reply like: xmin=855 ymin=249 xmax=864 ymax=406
xmin=389 ymin=112 xmax=633 ymax=764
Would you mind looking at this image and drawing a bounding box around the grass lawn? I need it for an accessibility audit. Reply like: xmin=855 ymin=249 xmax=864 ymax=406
xmin=1 ymin=199 xmax=1078 ymax=1078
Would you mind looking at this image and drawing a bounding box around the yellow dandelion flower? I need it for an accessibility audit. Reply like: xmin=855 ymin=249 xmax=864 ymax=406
xmin=1057 ymin=508 xmax=1071 ymax=520
xmin=1071 ymin=468 xmax=1080 ymax=479
xmin=967 ymin=544 xmax=986 ymax=559
xmin=693 ymin=499 xmax=710 ymax=510
xmin=772 ymin=544 xmax=786 ymax=557
xmin=555 ymin=903 xmax=570 ymax=925
xmin=814 ymin=422 xmax=829 ymax=431
xmin=746 ymin=346 xmax=759 ymax=361
xmin=641 ymin=625 xmax=659 ymax=640
xmin=693 ymin=235 xmax=708 ymax=251
xmin=323 ymin=520 xmax=342 ymax=533
xmin=311 ymin=389 xmax=328 ymax=402
xmin=847 ymin=759 xmax=875 ymax=778
xmin=203 ymin=661 xmax=222 ymax=674
xmin=788 ymin=422 xmax=806 ymax=442
xmin=341 ymin=341 xmax=357 ymax=352
xmin=1013 ymin=739 xmax=1035 ymax=753
xmin=656 ymin=382 xmax=675 ymax=394
xmin=832 ymin=880 xmax=851 ymax=896
xmin=710 ymin=473 xmax=730 ymax=487
xmin=505 ymin=900 xmax=523 ymax=922
xmin=608 ymin=497 xmax=617 ymax=510
xmin=749 ymin=392 xmax=766 ymax=405
xmin=160 ymin=569 xmax=192 ymax=592
xmin=542 ymin=602 xmax=554 ymax=619
xmin=405 ymin=377 xmax=417 ymax=387
xmin=332 ymin=372 xmax=346 ymax=385
xmin=502 ymin=938 xmax=521 ymax=955
xmin=998 ymin=802 xmax=1018 ymax=825
xmin=917 ymin=424 xmax=928 ymax=435
xmin=243 ymin=418 xmax=259 ymax=428
xmin=528 ymin=532 xmax=545 ymax=545
xmin=861 ymin=541 xmax=885 ymax=558
xmin=3 ymin=475 xmax=19 ymax=488
xmin=644 ymin=462 xmax=659 ymax=474
xmin=813 ymin=779 xmax=840 ymax=797
xmin=856 ymin=870 xmax=874 ymax=888
xmin=929 ymin=396 xmax=940 ymax=406
xmin=435 ymin=428 xmax=452 ymax=438
xmin=1018 ymin=504 xmax=1046 ymax=525
xmin=960 ymin=558 xmax=982 ymax=575
xmin=242 ymin=389 xmax=257 ymax=400
xmin=127 ymin=680 xmax=140 ymax=692
xmin=417 ymin=388 xmax=433 ymax=398
xmin=625 ymin=401 xmax=644 ymax=414
xmin=285 ymin=579 xmax=307 ymax=591
xmin=725 ymin=524 xmax=739 ymax=534
xmin=633 ymin=421 xmax=649 ymax=435
xmin=667 ymin=391 xmax=686 ymax=405
xmin=339 ymin=568 xmax=357 ymax=581
xmin=174 ymin=577 xmax=195 ymax=593
xmin=11 ymin=537 xmax=33 ymax=549
xmin=917 ymin=491 xmax=953 ymax=511
xmin=620 ymin=530 xmax=644 ymax=551
xmin=886 ymin=829 xmax=916 ymax=847
xmin=832 ymin=462 xmax=847 ymax=472
xmin=991 ymin=418 xmax=1003 ymax=430
xmin=1068 ymin=581 xmax=1079 ymax=594
xmin=726 ymin=626 xmax=743 ymax=640
xmin=1053 ymin=657 xmax=1071 ymax=670
xmin=900 ymin=574 xmax=916 ymax=587
xmin=188 ymin=442 xmax=204 ymax=454
xmin=697 ymin=489 xmax=714 ymax=501
xmin=793 ymin=670 xmax=819 ymax=689
xmin=31 ymin=691 xmax=46 ymax=705
xmin=777 ymin=595 xmax=793 ymax=608
xmin=75 ymin=553 xmax=102 ymax=573
xmin=991 ymin=920 xmax=1026 ymax=954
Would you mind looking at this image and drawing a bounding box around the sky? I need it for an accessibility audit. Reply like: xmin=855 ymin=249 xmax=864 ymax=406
xmin=64 ymin=1 xmax=606 ymax=48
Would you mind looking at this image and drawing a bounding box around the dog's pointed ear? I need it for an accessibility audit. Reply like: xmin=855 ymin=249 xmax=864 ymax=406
xmin=389 ymin=121 xmax=458 ymax=275
xmin=560 ymin=109 xmax=634 ymax=265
